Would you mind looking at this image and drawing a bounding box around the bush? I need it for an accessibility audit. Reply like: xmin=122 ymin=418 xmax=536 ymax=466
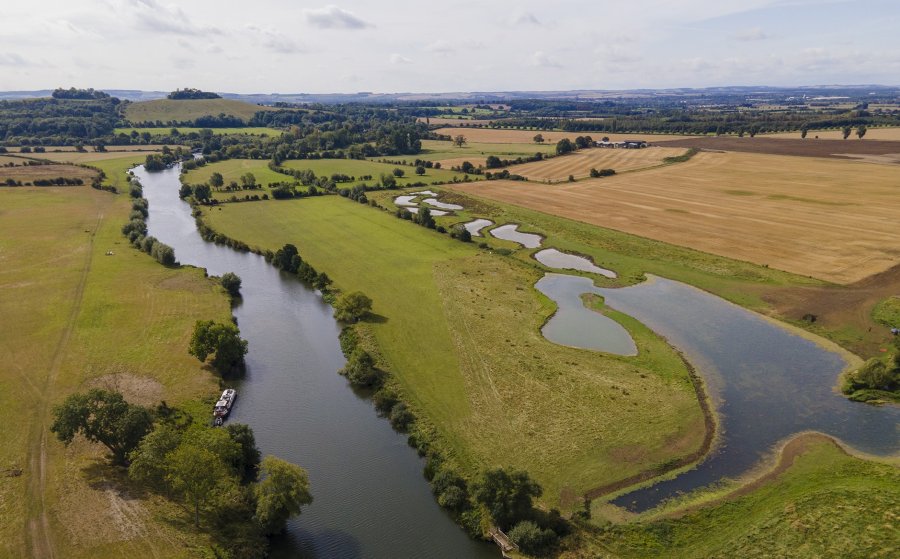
xmin=333 ymin=291 xmax=373 ymax=322
xmin=221 ymin=272 xmax=242 ymax=298
xmin=389 ymin=402 xmax=414 ymax=431
xmin=450 ymin=224 xmax=472 ymax=242
xmin=341 ymin=348 xmax=381 ymax=387
xmin=508 ymin=520 xmax=557 ymax=556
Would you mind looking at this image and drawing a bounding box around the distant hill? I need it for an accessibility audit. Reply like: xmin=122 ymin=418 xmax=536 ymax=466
xmin=124 ymin=98 xmax=275 ymax=125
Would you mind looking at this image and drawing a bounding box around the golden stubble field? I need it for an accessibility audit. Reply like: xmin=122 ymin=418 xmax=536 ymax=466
xmin=507 ymin=146 xmax=687 ymax=181
xmin=451 ymin=150 xmax=900 ymax=284
xmin=435 ymin=127 xmax=691 ymax=144
xmin=767 ymin=127 xmax=900 ymax=141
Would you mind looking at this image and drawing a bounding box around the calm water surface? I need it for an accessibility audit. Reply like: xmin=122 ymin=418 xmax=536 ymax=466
xmin=138 ymin=164 xmax=496 ymax=559
xmin=489 ymin=224 xmax=542 ymax=248
xmin=597 ymin=276 xmax=900 ymax=511
xmin=534 ymin=249 xmax=617 ymax=279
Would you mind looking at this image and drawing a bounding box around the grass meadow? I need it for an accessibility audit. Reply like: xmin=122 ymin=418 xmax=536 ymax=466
xmin=0 ymin=186 xmax=230 ymax=557
xmin=202 ymin=195 xmax=706 ymax=507
xmin=124 ymin=98 xmax=276 ymax=123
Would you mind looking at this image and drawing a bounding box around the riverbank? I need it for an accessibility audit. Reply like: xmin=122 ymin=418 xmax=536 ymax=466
xmin=0 ymin=185 xmax=231 ymax=558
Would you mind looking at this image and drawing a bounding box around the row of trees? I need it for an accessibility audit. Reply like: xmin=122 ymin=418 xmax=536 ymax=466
xmin=121 ymin=181 xmax=177 ymax=266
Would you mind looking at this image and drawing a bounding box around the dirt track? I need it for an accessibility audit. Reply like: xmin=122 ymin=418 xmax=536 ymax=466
xmin=657 ymin=136 xmax=900 ymax=162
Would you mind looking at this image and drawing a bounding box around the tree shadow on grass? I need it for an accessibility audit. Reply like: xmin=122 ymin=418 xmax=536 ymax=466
xmin=365 ymin=313 xmax=388 ymax=324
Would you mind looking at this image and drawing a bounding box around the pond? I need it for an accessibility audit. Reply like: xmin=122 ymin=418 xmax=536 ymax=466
xmin=489 ymin=224 xmax=543 ymax=249
xmin=535 ymin=273 xmax=637 ymax=356
xmin=422 ymin=197 xmax=464 ymax=211
xmin=534 ymin=249 xmax=617 ymax=279
xmin=463 ymin=219 xmax=494 ymax=237
xmin=138 ymin=164 xmax=497 ymax=558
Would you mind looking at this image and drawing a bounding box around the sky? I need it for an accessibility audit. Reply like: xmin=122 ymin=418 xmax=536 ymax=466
xmin=1 ymin=0 xmax=898 ymax=94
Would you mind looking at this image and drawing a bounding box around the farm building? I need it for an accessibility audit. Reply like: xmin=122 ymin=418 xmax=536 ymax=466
xmin=595 ymin=139 xmax=649 ymax=149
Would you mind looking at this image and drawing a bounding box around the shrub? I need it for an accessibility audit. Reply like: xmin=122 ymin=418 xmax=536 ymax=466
xmin=221 ymin=272 xmax=242 ymax=298
xmin=333 ymin=291 xmax=373 ymax=322
xmin=341 ymin=348 xmax=381 ymax=387
xmin=508 ymin=520 xmax=557 ymax=556
xmin=389 ymin=402 xmax=414 ymax=431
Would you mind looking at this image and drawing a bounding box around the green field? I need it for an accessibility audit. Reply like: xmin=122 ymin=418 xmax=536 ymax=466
xmin=115 ymin=127 xmax=281 ymax=136
xmin=0 ymin=186 xmax=230 ymax=557
xmin=577 ymin=437 xmax=900 ymax=558
xmin=416 ymin=139 xmax=556 ymax=164
xmin=282 ymin=158 xmax=469 ymax=185
xmin=183 ymin=158 xmax=476 ymax=201
xmin=124 ymin=98 xmax=277 ymax=123
xmin=873 ymin=296 xmax=900 ymax=328
xmin=202 ymin=196 xmax=706 ymax=506
xmin=37 ymin=151 xmax=151 ymax=190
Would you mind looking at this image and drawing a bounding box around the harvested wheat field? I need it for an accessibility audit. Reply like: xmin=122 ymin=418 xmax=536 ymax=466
xmin=450 ymin=150 xmax=900 ymax=284
xmin=0 ymin=163 xmax=98 ymax=183
xmin=767 ymin=127 xmax=900 ymax=141
xmin=435 ymin=127 xmax=690 ymax=144
xmin=507 ymin=146 xmax=687 ymax=181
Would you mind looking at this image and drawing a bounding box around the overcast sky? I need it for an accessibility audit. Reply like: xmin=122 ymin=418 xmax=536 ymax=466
xmin=1 ymin=0 xmax=898 ymax=94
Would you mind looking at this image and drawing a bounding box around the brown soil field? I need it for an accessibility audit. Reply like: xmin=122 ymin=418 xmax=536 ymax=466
xmin=506 ymin=146 xmax=687 ymax=181
xmin=767 ymin=127 xmax=900 ymax=141
xmin=435 ymin=127 xmax=691 ymax=144
xmin=449 ymin=150 xmax=900 ymax=284
xmin=0 ymin=164 xmax=98 ymax=183
xmin=657 ymin=136 xmax=900 ymax=163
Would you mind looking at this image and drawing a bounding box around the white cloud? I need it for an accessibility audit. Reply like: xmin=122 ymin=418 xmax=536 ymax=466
xmin=304 ymin=5 xmax=372 ymax=30
xmin=246 ymin=25 xmax=305 ymax=54
xmin=0 ymin=53 xmax=28 ymax=66
xmin=120 ymin=0 xmax=219 ymax=36
xmin=531 ymin=51 xmax=562 ymax=68
xmin=390 ymin=53 xmax=413 ymax=65
xmin=426 ymin=40 xmax=454 ymax=55
xmin=735 ymin=27 xmax=770 ymax=41
xmin=513 ymin=12 xmax=541 ymax=26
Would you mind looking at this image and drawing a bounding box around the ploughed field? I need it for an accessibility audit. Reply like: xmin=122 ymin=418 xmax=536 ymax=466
xmin=202 ymin=196 xmax=707 ymax=506
xmin=657 ymin=135 xmax=900 ymax=164
xmin=451 ymin=150 xmax=900 ymax=284
xmin=504 ymin=146 xmax=687 ymax=181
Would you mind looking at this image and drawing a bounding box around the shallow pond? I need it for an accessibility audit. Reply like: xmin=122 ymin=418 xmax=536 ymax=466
xmin=393 ymin=195 xmax=418 ymax=206
xmin=408 ymin=207 xmax=449 ymax=216
xmin=596 ymin=276 xmax=900 ymax=512
xmin=410 ymin=190 xmax=437 ymax=197
xmin=138 ymin=165 xmax=496 ymax=558
xmin=464 ymin=219 xmax=494 ymax=237
xmin=422 ymin=197 xmax=464 ymax=211
xmin=535 ymin=273 xmax=637 ymax=356
xmin=490 ymin=224 xmax=543 ymax=248
xmin=535 ymin=249 xmax=617 ymax=279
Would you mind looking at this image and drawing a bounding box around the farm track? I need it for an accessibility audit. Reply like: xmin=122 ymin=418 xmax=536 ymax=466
xmin=25 ymin=209 xmax=103 ymax=559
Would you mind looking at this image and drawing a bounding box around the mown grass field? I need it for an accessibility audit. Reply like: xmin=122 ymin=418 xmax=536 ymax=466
xmin=183 ymin=158 xmax=475 ymax=201
xmin=124 ymin=98 xmax=277 ymax=123
xmin=415 ymin=139 xmax=556 ymax=168
xmin=504 ymin=147 xmax=688 ymax=181
xmin=37 ymin=152 xmax=154 ymax=190
xmin=449 ymin=150 xmax=900 ymax=284
xmin=0 ymin=163 xmax=98 ymax=183
xmin=115 ymin=127 xmax=281 ymax=136
xmin=202 ymin=196 xmax=707 ymax=507
xmin=433 ymin=127 xmax=692 ymax=145
xmin=0 ymin=186 xmax=230 ymax=558
xmin=571 ymin=436 xmax=900 ymax=558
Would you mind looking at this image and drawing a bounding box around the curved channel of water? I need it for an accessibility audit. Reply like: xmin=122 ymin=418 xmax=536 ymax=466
xmin=463 ymin=219 xmax=493 ymax=237
xmin=138 ymin=164 xmax=495 ymax=559
xmin=534 ymin=249 xmax=617 ymax=279
xmin=489 ymin=224 xmax=542 ymax=248
xmin=535 ymin=274 xmax=637 ymax=356
xmin=597 ymin=276 xmax=900 ymax=512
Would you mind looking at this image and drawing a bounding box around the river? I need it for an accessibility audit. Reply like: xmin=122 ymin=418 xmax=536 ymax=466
xmin=137 ymin=164 xmax=496 ymax=559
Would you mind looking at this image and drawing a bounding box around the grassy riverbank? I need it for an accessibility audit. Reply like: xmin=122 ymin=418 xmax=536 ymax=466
xmin=201 ymin=195 xmax=707 ymax=507
xmin=0 ymin=186 xmax=231 ymax=557
xmin=568 ymin=435 xmax=900 ymax=558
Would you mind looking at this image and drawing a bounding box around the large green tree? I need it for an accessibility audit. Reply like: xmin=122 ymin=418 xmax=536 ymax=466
xmin=333 ymin=291 xmax=373 ymax=322
xmin=473 ymin=468 xmax=542 ymax=530
xmin=166 ymin=444 xmax=235 ymax=527
xmin=253 ymin=456 xmax=313 ymax=535
xmin=50 ymin=389 xmax=153 ymax=466
xmin=188 ymin=320 xmax=249 ymax=376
